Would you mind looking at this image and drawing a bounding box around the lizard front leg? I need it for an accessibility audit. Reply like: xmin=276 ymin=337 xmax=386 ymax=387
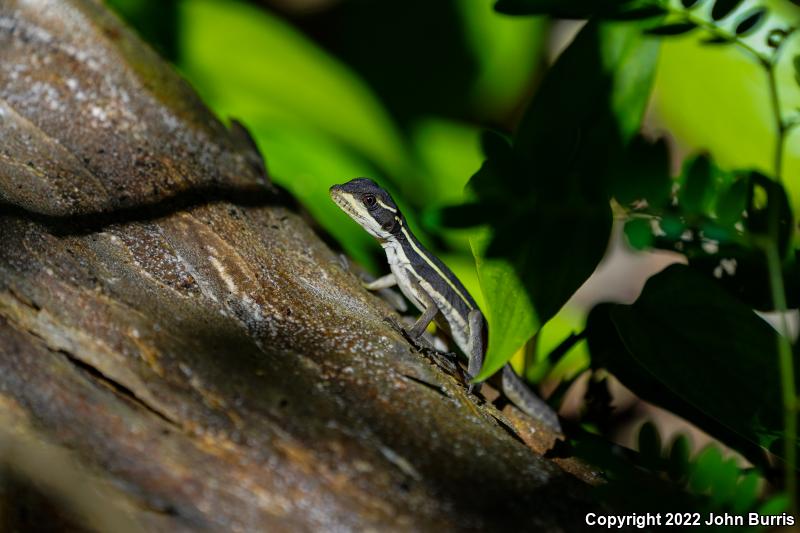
xmin=362 ymin=273 xmax=407 ymax=312
xmin=363 ymin=273 xmax=397 ymax=290
xmin=407 ymin=287 xmax=440 ymax=340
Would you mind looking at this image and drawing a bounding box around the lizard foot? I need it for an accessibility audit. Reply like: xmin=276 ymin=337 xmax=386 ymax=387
xmin=383 ymin=317 xmax=461 ymax=377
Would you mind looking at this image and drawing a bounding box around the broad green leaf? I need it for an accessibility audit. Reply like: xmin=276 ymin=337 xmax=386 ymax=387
xmin=470 ymin=229 xmax=539 ymax=382
xmin=681 ymin=155 xmax=714 ymax=214
xmin=459 ymin=2 xmax=547 ymax=121
xmin=409 ymin=119 xmax=483 ymax=207
xmin=471 ymin=21 xmax=658 ymax=380
xmin=587 ymin=264 xmax=793 ymax=464
xmin=177 ymin=0 xmax=407 ymax=176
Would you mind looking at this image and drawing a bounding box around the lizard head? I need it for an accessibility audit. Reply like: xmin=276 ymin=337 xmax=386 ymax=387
xmin=329 ymin=178 xmax=402 ymax=240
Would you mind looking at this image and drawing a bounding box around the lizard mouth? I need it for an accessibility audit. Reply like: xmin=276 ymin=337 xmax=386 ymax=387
xmin=329 ymin=186 xmax=363 ymax=221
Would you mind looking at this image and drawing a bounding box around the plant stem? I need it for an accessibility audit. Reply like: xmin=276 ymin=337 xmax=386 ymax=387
xmin=766 ymin=239 xmax=796 ymax=508
xmin=767 ymin=64 xmax=787 ymax=179
xmin=764 ymin=50 xmax=797 ymax=510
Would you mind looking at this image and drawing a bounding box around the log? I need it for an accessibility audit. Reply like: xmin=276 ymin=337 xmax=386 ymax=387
xmin=0 ymin=1 xmax=600 ymax=530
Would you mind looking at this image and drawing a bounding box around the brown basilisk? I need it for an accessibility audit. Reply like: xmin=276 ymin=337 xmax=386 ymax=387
xmin=330 ymin=177 xmax=561 ymax=431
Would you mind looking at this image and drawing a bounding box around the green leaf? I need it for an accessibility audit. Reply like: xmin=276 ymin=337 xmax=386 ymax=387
xmin=730 ymin=471 xmax=760 ymax=513
xmin=470 ymin=231 xmax=539 ymax=382
xmin=609 ymin=135 xmax=671 ymax=207
xmin=586 ymin=264 xmax=792 ymax=465
xmin=689 ymin=445 xmax=724 ymax=493
xmin=681 ymin=0 xmax=702 ymax=8
xmin=177 ymin=0 xmax=407 ymax=176
xmin=668 ymin=435 xmax=691 ymax=482
xmin=758 ymin=493 xmax=789 ymax=515
xmin=680 ymin=155 xmax=713 ymax=214
xmin=645 ymin=22 xmax=698 ymax=36
xmin=470 ymin=21 xmax=658 ymax=379
xmin=715 ymin=176 xmax=749 ymax=226
xmin=709 ymin=457 xmax=740 ymax=507
xmin=711 ymin=0 xmax=744 ymax=21
xmin=637 ymin=422 xmax=662 ymax=466
xmin=734 ymin=8 xmax=767 ymax=36
xmin=624 ymin=218 xmax=654 ymax=250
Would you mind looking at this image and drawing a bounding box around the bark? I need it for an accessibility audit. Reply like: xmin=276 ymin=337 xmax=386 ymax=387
xmin=0 ymin=1 xmax=600 ymax=531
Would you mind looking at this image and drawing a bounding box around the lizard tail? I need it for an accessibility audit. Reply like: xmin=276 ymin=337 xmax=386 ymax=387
xmin=501 ymin=364 xmax=562 ymax=433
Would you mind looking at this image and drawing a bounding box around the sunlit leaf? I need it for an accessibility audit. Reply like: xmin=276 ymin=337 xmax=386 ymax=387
xmin=177 ymin=0 xmax=407 ymax=176
xmin=460 ymin=1 xmax=547 ymax=121
xmin=470 ymin=229 xmax=539 ymax=381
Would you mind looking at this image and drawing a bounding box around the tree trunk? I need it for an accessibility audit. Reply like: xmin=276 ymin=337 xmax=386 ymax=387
xmin=0 ymin=1 xmax=599 ymax=531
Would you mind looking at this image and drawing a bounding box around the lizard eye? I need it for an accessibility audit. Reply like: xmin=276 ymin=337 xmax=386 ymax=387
xmin=362 ymin=194 xmax=377 ymax=208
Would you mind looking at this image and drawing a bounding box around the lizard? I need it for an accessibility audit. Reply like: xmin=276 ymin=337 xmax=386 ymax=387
xmin=329 ymin=177 xmax=561 ymax=432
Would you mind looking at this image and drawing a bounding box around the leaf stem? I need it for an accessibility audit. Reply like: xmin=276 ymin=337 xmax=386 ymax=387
xmin=766 ymin=238 xmax=796 ymax=508
xmin=760 ymin=48 xmax=798 ymax=511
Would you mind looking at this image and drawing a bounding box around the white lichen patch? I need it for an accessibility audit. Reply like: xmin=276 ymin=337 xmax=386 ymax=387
xmin=208 ymin=253 xmax=239 ymax=295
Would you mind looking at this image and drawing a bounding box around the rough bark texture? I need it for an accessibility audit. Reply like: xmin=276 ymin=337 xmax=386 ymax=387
xmin=0 ymin=1 xmax=600 ymax=531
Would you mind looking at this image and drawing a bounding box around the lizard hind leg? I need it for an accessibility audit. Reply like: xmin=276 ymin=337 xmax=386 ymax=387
xmin=466 ymin=309 xmax=486 ymax=395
